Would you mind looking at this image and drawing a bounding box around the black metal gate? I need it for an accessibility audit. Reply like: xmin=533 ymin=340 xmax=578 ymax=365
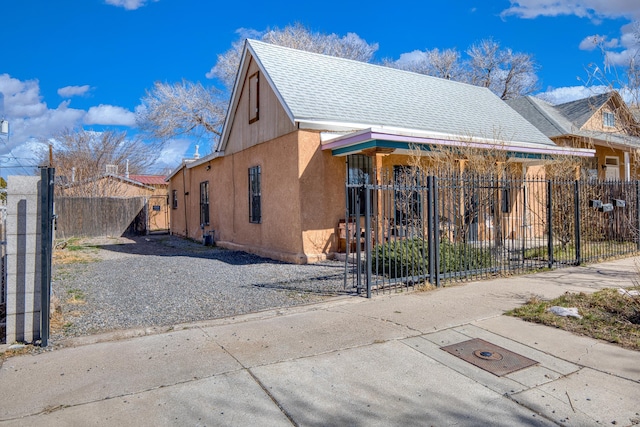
xmin=344 ymin=171 xmax=640 ymax=297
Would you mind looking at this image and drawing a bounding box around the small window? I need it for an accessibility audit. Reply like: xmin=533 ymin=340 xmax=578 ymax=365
xmin=249 ymin=166 xmax=261 ymax=223
xmin=200 ymin=181 xmax=210 ymax=226
xmin=249 ymin=72 xmax=259 ymax=124
xmin=603 ymin=111 xmax=615 ymax=128
xmin=172 ymin=190 xmax=178 ymax=209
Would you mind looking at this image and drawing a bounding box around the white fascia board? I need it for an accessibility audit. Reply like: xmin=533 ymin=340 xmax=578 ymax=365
xmin=187 ymin=152 xmax=223 ymax=169
xmin=247 ymin=43 xmax=296 ymax=125
xmin=217 ymin=47 xmax=250 ymax=154
xmin=322 ymin=126 xmax=595 ymax=157
xmin=306 ymin=120 xmax=560 ymax=150
xmin=217 ymin=41 xmax=296 ymax=154
xmin=166 ymin=159 xmax=196 ymax=182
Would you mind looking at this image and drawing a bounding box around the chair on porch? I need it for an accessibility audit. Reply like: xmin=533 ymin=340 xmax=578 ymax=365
xmin=337 ymin=219 xmax=372 ymax=252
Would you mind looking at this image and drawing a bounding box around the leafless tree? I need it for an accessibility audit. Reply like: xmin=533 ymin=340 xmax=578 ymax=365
xmin=209 ymin=23 xmax=379 ymax=89
xmin=466 ymin=38 xmax=538 ymax=100
xmin=51 ymin=128 xmax=161 ymax=196
xmin=383 ymin=48 xmax=462 ymax=80
xmin=385 ymin=38 xmax=538 ymax=100
xmin=136 ymin=80 xmax=227 ymax=150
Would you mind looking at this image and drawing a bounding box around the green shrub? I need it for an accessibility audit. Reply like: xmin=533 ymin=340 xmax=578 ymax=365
xmin=373 ymin=238 xmax=428 ymax=279
xmin=373 ymin=238 xmax=492 ymax=279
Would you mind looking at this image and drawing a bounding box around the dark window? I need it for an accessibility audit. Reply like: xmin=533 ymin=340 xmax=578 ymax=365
xmin=200 ymin=181 xmax=209 ymax=225
xmin=347 ymin=155 xmax=372 ymax=216
xmin=172 ymin=190 xmax=178 ymax=209
xmin=249 ymin=166 xmax=261 ymax=223
xmin=249 ymin=72 xmax=259 ymax=124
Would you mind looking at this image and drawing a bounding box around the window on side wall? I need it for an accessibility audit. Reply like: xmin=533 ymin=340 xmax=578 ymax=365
xmin=603 ymin=111 xmax=615 ymax=128
xmin=249 ymin=72 xmax=259 ymax=124
xmin=249 ymin=166 xmax=261 ymax=223
xmin=172 ymin=189 xmax=178 ymax=209
xmin=200 ymin=181 xmax=210 ymax=226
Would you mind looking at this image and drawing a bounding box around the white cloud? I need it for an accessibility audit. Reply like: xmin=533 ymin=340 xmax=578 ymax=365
xmin=501 ymin=1 xmax=640 ymax=20
xmin=84 ymin=105 xmax=136 ymax=126
xmin=58 ymin=85 xmax=91 ymax=98
xmin=151 ymin=138 xmax=192 ymax=172
xmin=579 ymin=34 xmax=619 ymax=51
xmin=395 ymin=50 xmax=429 ymax=66
xmin=537 ymin=85 xmax=610 ymax=104
xmin=0 ymin=139 xmax=49 ymax=176
xmin=104 ymin=0 xmax=157 ymax=10
xmin=0 ymin=74 xmax=85 ymax=158
xmin=0 ymin=74 xmax=139 ymax=171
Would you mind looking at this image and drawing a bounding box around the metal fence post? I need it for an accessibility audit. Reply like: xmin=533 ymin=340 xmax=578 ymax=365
xmin=364 ymin=185 xmax=372 ymax=298
xmin=433 ymin=176 xmax=441 ymax=287
xmin=40 ymin=167 xmax=55 ymax=347
xmin=427 ymin=176 xmax=435 ymax=284
xmin=574 ymin=180 xmax=581 ymax=265
xmin=547 ymin=180 xmax=553 ymax=269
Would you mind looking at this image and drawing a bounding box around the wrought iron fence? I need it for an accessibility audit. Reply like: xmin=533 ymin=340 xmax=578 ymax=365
xmin=344 ymin=171 xmax=640 ymax=297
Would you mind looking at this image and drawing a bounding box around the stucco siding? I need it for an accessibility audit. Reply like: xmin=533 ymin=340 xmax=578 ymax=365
xmin=298 ymin=130 xmax=346 ymax=259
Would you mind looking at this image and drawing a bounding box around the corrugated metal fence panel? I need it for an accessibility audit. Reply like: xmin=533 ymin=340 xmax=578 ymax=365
xmin=56 ymin=197 xmax=146 ymax=238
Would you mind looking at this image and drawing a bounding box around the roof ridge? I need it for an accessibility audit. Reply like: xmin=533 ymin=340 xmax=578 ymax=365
xmin=526 ymin=96 xmax=569 ymax=136
xmin=246 ymin=39 xmax=494 ymax=94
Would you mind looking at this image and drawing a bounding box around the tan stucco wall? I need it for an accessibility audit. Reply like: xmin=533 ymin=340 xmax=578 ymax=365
xmin=168 ymin=130 xmax=349 ymax=263
xmin=298 ymin=130 xmax=346 ymax=260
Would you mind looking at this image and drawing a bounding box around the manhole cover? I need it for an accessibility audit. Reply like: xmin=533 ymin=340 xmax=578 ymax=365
xmin=441 ymin=338 xmax=537 ymax=376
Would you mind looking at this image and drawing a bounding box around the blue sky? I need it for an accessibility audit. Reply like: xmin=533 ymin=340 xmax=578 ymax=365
xmin=1 ymin=0 xmax=639 ymax=176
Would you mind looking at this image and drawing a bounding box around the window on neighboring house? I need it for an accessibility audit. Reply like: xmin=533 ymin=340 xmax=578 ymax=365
xmin=603 ymin=111 xmax=615 ymax=128
xmin=200 ymin=181 xmax=210 ymax=226
xmin=249 ymin=72 xmax=259 ymax=124
xmin=249 ymin=166 xmax=261 ymax=223
xmin=347 ymin=154 xmax=373 ymax=216
xmin=172 ymin=190 xmax=178 ymax=209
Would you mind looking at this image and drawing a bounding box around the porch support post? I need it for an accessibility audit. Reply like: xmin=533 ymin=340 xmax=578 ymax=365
xmin=374 ymin=153 xmax=385 ymax=246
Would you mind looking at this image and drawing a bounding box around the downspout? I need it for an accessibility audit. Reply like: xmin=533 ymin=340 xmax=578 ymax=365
xmin=182 ymin=164 xmax=189 ymax=238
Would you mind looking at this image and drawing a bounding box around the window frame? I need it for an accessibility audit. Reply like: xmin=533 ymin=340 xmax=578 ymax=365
xmin=249 ymin=72 xmax=259 ymax=124
xmin=603 ymin=111 xmax=615 ymax=128
xmin=249 ymin=166 xmax=261 ymax=224
xmin=172 ymin=189 xmax=178 ymax=209
xmin=200 ymin=181 xmax=210 ymax=226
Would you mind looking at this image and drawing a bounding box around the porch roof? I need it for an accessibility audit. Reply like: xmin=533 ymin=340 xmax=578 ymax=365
xmin=322 ymin=127 xmax=595 ymax=159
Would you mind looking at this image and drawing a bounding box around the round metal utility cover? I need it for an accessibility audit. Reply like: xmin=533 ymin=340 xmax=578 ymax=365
xmin=473 ymin=350 xmax=503 ymax=361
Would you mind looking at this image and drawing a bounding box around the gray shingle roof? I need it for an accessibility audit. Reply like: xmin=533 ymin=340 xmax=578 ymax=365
xmin=246 ymin=40 xmax=555 ymax=147
xmin=507 ymin=93 xmax=640 ymax=149
xmin=505 ymin=96 xmax=576 ymax=137
xmin=555 ymin=92 xmax=612 ymax=128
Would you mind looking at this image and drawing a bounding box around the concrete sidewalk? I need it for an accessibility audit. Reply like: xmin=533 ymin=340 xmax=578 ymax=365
xmin=1 ymin=258 xmax=639 ymax=426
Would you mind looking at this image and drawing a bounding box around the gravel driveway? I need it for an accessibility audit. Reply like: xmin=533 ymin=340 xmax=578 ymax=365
xmin=51 ymin=235 xmax=349 ymax=341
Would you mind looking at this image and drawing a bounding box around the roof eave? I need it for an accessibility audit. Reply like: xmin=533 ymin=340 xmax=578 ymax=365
xmin=323 ymin=128 xmax=595 ymax=158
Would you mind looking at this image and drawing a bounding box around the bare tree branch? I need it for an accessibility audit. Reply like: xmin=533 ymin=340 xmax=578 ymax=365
xmin=136 ymin=80 xmax=227 ymax=151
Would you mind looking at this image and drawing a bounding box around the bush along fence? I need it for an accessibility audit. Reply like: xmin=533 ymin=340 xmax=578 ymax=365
xmin=343 ymin=171 xmax=640 ymax=297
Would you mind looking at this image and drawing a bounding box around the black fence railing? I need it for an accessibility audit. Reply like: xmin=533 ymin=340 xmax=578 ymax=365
xmin=343 ymin=172 xmax=640 ymax=297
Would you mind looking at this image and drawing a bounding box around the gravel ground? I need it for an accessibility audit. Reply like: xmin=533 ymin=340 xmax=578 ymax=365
xmin=51 ymin=234 xmax=350 ymax=341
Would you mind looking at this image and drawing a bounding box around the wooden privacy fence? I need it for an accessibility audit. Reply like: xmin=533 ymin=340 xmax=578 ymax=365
xmin=55 ymin=197 xmax=147 ymax=238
